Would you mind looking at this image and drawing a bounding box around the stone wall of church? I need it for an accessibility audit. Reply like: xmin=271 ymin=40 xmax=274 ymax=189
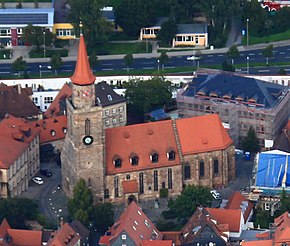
xmin=182 ymin=144 xmax=235 ymax=188
xmin=104 ymin=164 xmax=182 ymax=203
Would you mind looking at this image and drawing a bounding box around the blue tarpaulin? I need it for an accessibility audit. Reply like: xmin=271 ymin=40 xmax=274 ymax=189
xmin=255 ymin=150 xmax=290 ymax=188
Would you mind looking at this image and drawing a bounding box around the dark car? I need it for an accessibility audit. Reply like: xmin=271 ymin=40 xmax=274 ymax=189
xmin=40 ymin=169 xmax=52 ymax=177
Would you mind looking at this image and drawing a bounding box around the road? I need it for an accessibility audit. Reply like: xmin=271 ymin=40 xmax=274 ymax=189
xmin=20 ymin=161 xmax=68 ymax=224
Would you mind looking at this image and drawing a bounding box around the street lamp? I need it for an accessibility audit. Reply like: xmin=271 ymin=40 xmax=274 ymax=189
xmin=43 ymin=29 xmax=46 ymax=58
xmin=246 ymin=18 xmax=249 ymax=47
xmin=39 ymin=65 xmax=42 ymax=78
xmin=246 ymin=56 xmax=250 ymax=74
xmin=39 ymin=65 xmax=51 ymax=78
xmin=157 ymin=59 xmax=160 ymax=72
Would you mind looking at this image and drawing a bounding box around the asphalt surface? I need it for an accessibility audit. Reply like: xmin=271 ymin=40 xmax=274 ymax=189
xmin=20 ymin=161 xmax=68 ymax=224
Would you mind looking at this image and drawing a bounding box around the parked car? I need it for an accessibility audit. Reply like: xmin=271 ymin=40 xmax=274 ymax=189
xmin=210 ymin=190 xmax=221 ymax=200
xmin=32 ymin=177 xmax=44 ymax=185
xmin=186 ymin=55 xmax=201 ymax=61
xmin=40 ymin=169 xmax=52 ymax=177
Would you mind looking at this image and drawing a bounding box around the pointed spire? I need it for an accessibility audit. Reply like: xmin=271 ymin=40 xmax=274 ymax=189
xmin=70 ymin=34 xmax=95 ymax=86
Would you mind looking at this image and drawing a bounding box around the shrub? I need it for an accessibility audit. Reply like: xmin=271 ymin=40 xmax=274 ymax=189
xmin=162 ymin=209 xmax=177 ymax=220
xmin=156 ymin=220 xmax=177 ymax=231
xmin=160 ymin=188 xmax=168 ymax=198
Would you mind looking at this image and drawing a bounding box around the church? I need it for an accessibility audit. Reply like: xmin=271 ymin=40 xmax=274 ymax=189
xmin=61 ymin=35 xmax=236 ymax=203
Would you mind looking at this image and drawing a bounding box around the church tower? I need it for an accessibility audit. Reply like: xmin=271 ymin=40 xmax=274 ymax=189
xmin=61 ymin=34 xmax=105 ymax=201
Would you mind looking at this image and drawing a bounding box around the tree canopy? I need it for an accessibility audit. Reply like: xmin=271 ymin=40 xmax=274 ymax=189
xmin=227 ymin=45 xmax=240 ymax=64
xmin=115 ymin=0 xmax=156 ymax=36
xmin=263 ymin=44 xmax=273 ymax=65
xmin=49 ymin=54 xmax=63 ymax=75
xmin=242 ymin=126 xmax=260 ymax=154
xmin=12 ymin=56 xmax=27 ymax=76
xmin=124 ymin=77 xmax=173 ymax=116
xmin=123 ymin=53 xmax=133 ymax=72
xmin=168 ymin=185 xmax=212 ymax=219
xmin=157 ymin=18 xmax=177 ymax=46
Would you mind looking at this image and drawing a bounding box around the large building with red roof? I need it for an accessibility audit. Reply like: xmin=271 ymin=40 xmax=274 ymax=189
xmin=61 ymin=34 xmax=236 ymax=203
xmin=0 ymin=114 xmax=40 ymax=198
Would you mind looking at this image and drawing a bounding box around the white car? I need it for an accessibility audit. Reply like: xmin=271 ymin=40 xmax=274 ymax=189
xmin=32 ymin=177 xmax=44 ymax=185
xmin=186 ymin=55 xmax=201 ymax=61
xmin=210 ymin=190 xmax=221 ymax=200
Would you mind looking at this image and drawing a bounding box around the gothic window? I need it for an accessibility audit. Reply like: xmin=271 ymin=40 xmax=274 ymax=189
xmin=104 ymin=189 xmax=109 ymax=199
xmin=168 ymin=168 xmax=172 ymax=189
xmin=139 ymin=173 xmax=144 ymax=194
xmin=114 ymin=176 xmax=119 ymax=198
xmin=184 ymin=163 xmax=191 ymax=180
xmin=153 ymin=170 xmax=158 ymax=191
xmin=167 ymin=150 xmax=175 ymax=161
xmin=200 ymin=160 xmax=205 ymax=178
xmin=151 ymin=153 xmax=158 ymax=163
xmin=114 ymin=158 xmax=122 ymax=168
xmin=214 ymin=159 xmax=219 ymax=174
xmin=130 ymin=155 xmax=139 ymax=166
xmin=85 ymin=118 xmax=90 ymax=135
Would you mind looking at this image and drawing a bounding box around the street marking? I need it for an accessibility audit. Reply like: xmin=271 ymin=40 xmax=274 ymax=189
xmin=258 ymin=53 xmax=262 ymax=55
xmin=62 ymin=64 xmax=71 ymax=68
xmin=102 ymin=63 xmax=113 ymax=66
xmin=0 ymin=71 xmax=9 ymax=74
xmin=205 ymin=59 xmax=214 ymax=62
xmin=122 ymin=68 xmax=132 ymax=70
xmin=248 ymin=53 xmax=255 ymax=55
xmin=102 ymin=68 xmax=113 ymax=71
xmin=60 ymin=69 xmax=72 ymax=72
xmin=164 ymin=66 xmax=175 ymax=69
xmin=284 ymin=69 xmax=290 ymax=71
xmin=285 ymin=57 xmax=290 ymax=59
xmin=280 ymin=52 xmax=286 ymax=54
xmin=207 ymin=55 xmax=213 ymax=57
xmin=218 ymin=54 xmax=223 ymax=57
xmin=258 ymin=69 xmax=270 ymax=72
xmin=240 ymin=54 xmax=244 ymax=56
xmin=143 ymin=67 xmax=154 ymax=69
xmin=142 ymin=62 xmax=154 ymax=64
xmin=287 ymin=48 xmax=290 ymax=51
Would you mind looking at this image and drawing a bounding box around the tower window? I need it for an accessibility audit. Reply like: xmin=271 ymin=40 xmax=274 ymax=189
xmin=150 ymin=153 xmax=158 ymax=163
xmin=153 ymin=170 xmax=158 ymax=191
xmin=168 ymin=168 xmax=172 ymax=189
xmin=139 ymin=172 xmax=144 ymax=194
xmin=104 ymin=189 xmax=109 ymax=199
xmin=114 ymin=176 xmax=119 ymax=198
xmin=85 ymin=118 xmax=90 ymax=135
xmin=167 ymin=150 xmax=175 ymax=161
xmin=214 ymin=159 xmax=219 ymax=174
xmin=200 ymin=160 xmax=205 ymax=178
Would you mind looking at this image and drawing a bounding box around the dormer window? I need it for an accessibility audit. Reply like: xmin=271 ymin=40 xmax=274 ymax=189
xmin=114 ymin=158 xmax=122 ymax=168
xmin=51 ymin=130 xmax=56 ymax=136
xmin=130 ymin=155 xmax=139 ymax=166
xmin=167 ymin=150 xmax=175 ymax=161
xmin=107 ymin=95 xmax=112 ymax=101
xmin=150 ymin=152 xmax=158 ymax=163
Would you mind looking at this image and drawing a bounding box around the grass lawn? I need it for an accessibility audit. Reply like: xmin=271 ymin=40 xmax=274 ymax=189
xmin=103 ymin=42 xmax=152 ymax=55
xmin=242 ymin=29 xmax=290 ymax=45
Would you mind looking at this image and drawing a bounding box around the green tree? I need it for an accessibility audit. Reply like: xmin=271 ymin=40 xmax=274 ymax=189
xmin=254 ymin=208 xmax=273 ymax=229
xmin=22 ymin=25 xmax=54 ymax=50
xmin=158 ymin=51 xmax=168 ymax=70
xmin=227 ymin=45 xmax=240 ymax=65
xmin=91 ymin=203 xmax=114 ymax=234
xmin=67 ymin=179 xmax=94 ymax=226
xmin=263 ymin=44 xmax=273 ymax=65
xmin=278 ymin=68 xmax=287 ymax=75
xmin=124 ymin=77 xmax=173 ymax=116
xmin=157 ymin=18 xmax=177 ymax=46
xmin=242 ymin=126 xmax=260 ymax=154
xmin=67 ymin=0 xmax=111 ymax=49
xmin=89 ymin=51 xmax=98 ymax=70
xmin=221 ymin=60 xmax=235 ymax=72
xmin=0 ymin=198 xmax=39 ymax=229
xmin=115 ymin=0 xmax=156 ymax=36
xmin=168 ymin=185 xmax=212 ymax=219
xmin=123 ymin=53 xmax=133 ymax=72
xmin=12 ymin=56 xmax=27 ymax=77
xmin=49 ymin=54 xmax=62 ymax=75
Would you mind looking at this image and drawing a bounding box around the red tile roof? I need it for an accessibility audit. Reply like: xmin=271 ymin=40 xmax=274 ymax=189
xmin=7 ymin=229 xmax=42 ymax=246
xmin=44 ymin=83 xmax=72 ymax=118
xmin=206 ymin=208 xmax=242 ymax=233
xmin=105 ymin=120 xmax=180 ymax=175
xmin=224 ymin=192 xmax=254 ymax=222
xmin=70 ymin=35 xmax=95 ymax=86
xmin=274 ymin=212 xmax=290 ymax=243
xmin=0 ymin=114 xmax=39 ymax=167
xmin=99 ymin=201 xmax=162 ymax=246
xmin=175 ymin=114 xmax=233 ymax=155
xmin=30 ymin=115 xmax=67 ymax=144
xmin=241 ymin=240 xmax=272 ymax=246
xmin=122 ymin=180 xmax=138 ymax=194
xmin=0 ymin=84 xmax=39 ymax=119
xmin=47 ymin=223 xmax=80 ymax=246
xmin=0 ymin=219 xmax=10 ymax=238
xmin=141 ymin=240 xmax=172 ymax=246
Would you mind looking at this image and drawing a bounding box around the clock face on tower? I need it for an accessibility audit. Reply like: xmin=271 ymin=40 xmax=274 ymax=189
xmin=83 ymin=135 xmax=94 ymax=145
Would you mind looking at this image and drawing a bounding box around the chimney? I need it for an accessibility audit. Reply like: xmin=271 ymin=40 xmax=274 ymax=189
xmin=60 ymin=217 xmax=64 ymax=228
xmin=17 ymin=84 xmax=21 ymax=94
